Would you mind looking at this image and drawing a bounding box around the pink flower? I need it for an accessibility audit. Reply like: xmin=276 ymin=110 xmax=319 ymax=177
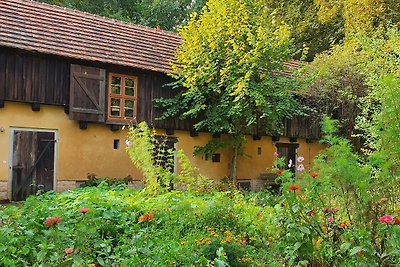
xmin=323 ymin=207 xmax=339 ymax=214
xmin=327 ymin=216 xmax=333 ymax=222
xmin=379 ymin=215 xmax=393 ymax=224
xmin=297 ymin=156 xmax=304 ymax=163
xmin=274 ymin=151 xmax=279 ymax=157
xmin=78 ymin=207 xmax=90 ymax=213
xmin=297 ymin=164 xmax=305 ymax=172
xmin=64 ymin=247 xmax=74 ymax=254
xmin=125 ymin=140 xmax=132 ymax=147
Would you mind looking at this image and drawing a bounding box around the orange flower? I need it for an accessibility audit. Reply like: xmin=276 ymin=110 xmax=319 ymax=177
xmin=357 ymin=250 xmax=363 ymax=257
xmin=138 ymin=214 xmax=148 ymax=222
xmin=395 ymin=217 xmax=400 ymax=225
xmin=339 ymin=222 xmax=348 ymax=229
xmin=138 ymin=213 xmax=154 ymax=222
xmin=275 ymin=169 xmax=284 ymax=175
xmin=310 ymin=173 xmax=318 ymax=178
xmin=78 ymin=207 xmax=90 ymax=213
xmin=44 ymin=216 xmax=62 ymax=227
xmin=288 ymin=184 xmax=300 ymax=191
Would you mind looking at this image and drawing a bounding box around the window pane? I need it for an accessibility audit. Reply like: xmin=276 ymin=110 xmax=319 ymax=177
xmin=110 ymin=98 xmax=121 ymax=117
xmin=111 ymin=76 xmax=121 ymax=94
xmin=112 ymin=76 xmax=121 ymax=85
xmin=111 ymin=85 xmax=121 ymax=94
xmin=125 ymin=78 xmax=135 ymax=96
xmin=124 ymin=100 xmax=134 ymax=118
xmin=125 ymin=78 xmax=135 ymax=87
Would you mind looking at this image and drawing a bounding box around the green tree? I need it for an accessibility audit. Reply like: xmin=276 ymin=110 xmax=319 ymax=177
xmin=157 ymin=0 xmax=299 ymax=182
xmin=266 ymin=0 xmax=345 ymax=61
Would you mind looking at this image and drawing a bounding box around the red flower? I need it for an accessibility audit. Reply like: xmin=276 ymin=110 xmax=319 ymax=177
xmin=275 ymin=169 xmax=284 ymax=175
xmin=395 ymin=217 xmax=400 ymax=225
xmin=78 ymin=207 xmax=90 ymax=213
xmin=306 ymin=210 xmax=316 ymax=216
xmin=310 ymin=173 xmax=318 ymax=178
xmin=64 ymin=247 xmax=74 ymax=254
xmin=379 ymin=214 xmax=393 ymax=224
xmin=147 ymin=213 xmax=154 ymax=221
xmin=288 ymin=184 xmax=300 ymax=191
xmin=257 ymin=211 xmax=261 ymax=218
xmin=44 ymin=216 xmax=62 ymax=227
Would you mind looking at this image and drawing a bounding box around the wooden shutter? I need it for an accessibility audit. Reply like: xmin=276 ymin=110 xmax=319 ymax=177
xmin=69 ymin=64 xmax=106 ymax=122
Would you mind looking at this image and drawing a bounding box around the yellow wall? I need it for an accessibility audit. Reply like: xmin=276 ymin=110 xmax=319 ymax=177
xmin=0 ymin=102 xmax=139 ymax=182
xmin=0 ymin=101 xmax=326 ymax=196
xmin=237 ymin=136 xmax=326 ymax=179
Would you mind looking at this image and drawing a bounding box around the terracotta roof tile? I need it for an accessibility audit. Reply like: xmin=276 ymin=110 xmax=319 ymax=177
xmin=0 ymin=0 xmax=181 ymax=73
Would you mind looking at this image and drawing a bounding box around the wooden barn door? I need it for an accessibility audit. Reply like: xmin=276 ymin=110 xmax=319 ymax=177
xmin=11 ymin=129 xmax=56 ymax=201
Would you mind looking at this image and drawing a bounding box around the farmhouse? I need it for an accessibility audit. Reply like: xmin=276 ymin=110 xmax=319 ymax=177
xmin=0 ymin=0 xmax=325 ymax=200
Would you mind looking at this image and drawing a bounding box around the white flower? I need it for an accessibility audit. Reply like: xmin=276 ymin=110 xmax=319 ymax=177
xmin=297 ymin=156 xmax=304 ymax=163
xmin=288 ymin=159 xmax=293 ymax=168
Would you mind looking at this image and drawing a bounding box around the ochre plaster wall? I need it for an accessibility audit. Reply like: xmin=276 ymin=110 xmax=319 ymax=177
xmin=0 ymin=101 xmax=326 ymax=199
xmin=237 ymin=136 xmax=326 ymax=180
xmin=0 ymin=102 xmax=139 ymax=184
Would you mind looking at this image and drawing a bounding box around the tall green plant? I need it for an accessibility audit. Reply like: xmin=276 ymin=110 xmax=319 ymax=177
xmin=126 ymin=121 xmax=214 ymax=194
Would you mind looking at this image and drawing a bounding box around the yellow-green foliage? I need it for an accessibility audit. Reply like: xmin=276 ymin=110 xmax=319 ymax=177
xmin=126 ymin=122 xmax=161 ymax=194
xmin=314 ymin=0 xmax=400 ymax=36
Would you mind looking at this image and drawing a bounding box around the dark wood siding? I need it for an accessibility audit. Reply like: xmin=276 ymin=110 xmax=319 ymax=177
xmin=283 ymin=116 xmax=321 ymax=139
xmin=0 ymin=48 xmax=69 ymax=105
xmin=0 ymin=48 xmax=322 ymax=138
xmin=139 ymin=72 xmax=196 ymax=130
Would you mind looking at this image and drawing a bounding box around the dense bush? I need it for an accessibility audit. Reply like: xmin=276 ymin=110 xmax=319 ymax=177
xmin=0 ymin=185 xmax=274 ymax=266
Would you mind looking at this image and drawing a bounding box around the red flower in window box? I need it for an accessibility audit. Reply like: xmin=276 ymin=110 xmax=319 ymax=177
xmin=275 ymin=169 xmax=284 ymax=175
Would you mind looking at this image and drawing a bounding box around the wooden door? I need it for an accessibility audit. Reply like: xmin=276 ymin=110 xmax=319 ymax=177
xmin=11 ymin=130 xmax=56 ymax=201
xmin=276 ymin=143 xmax=299 ymax=173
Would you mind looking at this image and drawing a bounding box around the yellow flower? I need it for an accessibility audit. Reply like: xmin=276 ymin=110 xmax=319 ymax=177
xmin=314 ymin=238 xmax=323 ymax=248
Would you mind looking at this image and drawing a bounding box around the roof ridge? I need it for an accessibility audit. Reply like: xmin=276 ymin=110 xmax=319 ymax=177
xmin=24 ymin=0 xmax=180 ymax=38
xmin=0 ymin=0 xmax=181 ymax=73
